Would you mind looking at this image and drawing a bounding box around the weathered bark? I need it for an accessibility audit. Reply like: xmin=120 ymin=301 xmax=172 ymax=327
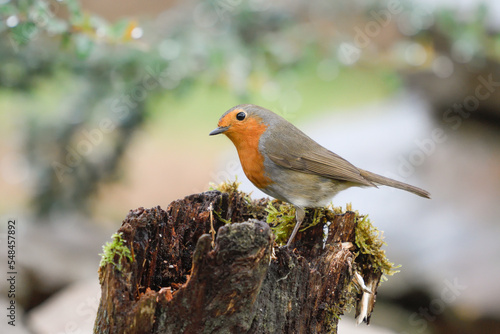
xmin=94 ymin=190 xmax=381 ymax=334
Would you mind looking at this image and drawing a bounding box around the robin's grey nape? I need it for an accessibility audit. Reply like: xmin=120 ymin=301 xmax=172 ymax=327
xmin=287 ymin=206 xmax=305 ymax=247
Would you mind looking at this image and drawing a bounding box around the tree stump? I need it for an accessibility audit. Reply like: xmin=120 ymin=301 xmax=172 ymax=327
xmin=94 ymin=190 xmax=384 ymax=334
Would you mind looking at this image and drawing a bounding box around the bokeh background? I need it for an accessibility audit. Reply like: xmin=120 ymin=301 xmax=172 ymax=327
xmin=1 ymin=0 xmax=500 ymax=333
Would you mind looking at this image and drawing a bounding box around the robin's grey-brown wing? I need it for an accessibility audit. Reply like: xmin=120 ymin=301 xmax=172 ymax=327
xmin=262 ymin=122 xmax=375 ymax=187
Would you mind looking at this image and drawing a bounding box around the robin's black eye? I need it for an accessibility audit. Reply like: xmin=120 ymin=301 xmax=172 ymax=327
xmin=236 ymin=111 xmax=246 ymax=121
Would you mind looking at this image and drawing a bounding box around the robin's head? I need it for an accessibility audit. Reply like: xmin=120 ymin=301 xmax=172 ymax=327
xmin=209 ymin=104 xmax=271 ymax=142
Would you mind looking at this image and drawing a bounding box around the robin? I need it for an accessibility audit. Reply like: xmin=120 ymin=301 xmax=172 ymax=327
xmin=210 ymin=104 xmax=430 ymax=247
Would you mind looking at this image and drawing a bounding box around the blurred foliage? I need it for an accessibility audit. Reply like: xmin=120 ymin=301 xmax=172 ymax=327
xmin=0 ymin=0 xmax=499 ymax=218
xmin=425 ymin=4 xmax=500 ymax=66
xmin=0 ymin=0 xmax=301 ymax=217
xmin=1 ymin=0 xmax=161 ymax=216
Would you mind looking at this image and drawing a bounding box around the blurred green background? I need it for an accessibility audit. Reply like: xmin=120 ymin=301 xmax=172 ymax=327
xmin=1 ymin=0 xmax=500 ymax=333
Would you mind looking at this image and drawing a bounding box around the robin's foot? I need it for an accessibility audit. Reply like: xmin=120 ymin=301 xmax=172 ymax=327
xmin=286 ymin=206 xmax=305 ymax=247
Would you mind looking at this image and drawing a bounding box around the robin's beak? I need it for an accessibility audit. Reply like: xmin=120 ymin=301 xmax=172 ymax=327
xmin=209 ymin=126 xmax=229 ymax=136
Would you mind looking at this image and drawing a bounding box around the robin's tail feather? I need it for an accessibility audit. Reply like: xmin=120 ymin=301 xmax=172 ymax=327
xmin=359 ymin=169 xmax=430 ymax=199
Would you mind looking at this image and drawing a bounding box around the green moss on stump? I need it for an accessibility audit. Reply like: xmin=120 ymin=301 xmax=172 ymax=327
xmin=354 ymin=214 xmax=400 ymax=280
xmin=99 ymin=232 xmax=133 ymax=272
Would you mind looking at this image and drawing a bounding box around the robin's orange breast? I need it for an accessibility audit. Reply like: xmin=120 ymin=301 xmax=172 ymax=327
xmin=223 ymin=116 xmax=273 ymax=189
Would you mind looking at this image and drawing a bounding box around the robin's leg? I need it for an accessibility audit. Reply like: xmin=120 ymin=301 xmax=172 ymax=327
xmin=286 ymin=206 xmax=305 ymax=247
